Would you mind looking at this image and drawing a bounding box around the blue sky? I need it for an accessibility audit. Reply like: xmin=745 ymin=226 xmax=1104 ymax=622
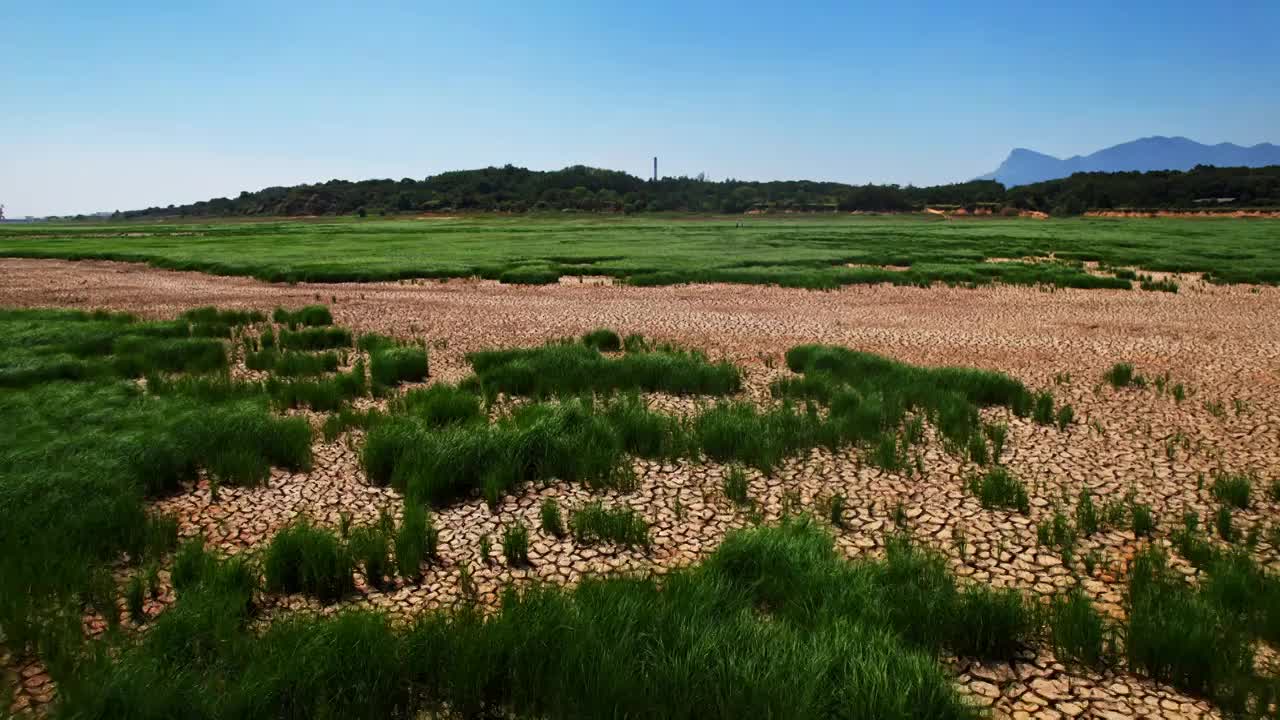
xmin=3 ymin=0 xmax=1278 ymax=216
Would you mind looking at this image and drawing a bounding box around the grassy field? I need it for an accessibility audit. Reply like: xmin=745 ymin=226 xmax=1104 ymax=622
xmin=5 ymin=306 xmax=1280 ymax=715
xmin=1 ymin=215 xmax=1278 ymax=287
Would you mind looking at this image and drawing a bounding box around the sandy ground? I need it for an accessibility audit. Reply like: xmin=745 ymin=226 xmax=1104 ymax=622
xmin=4 ymin=257 xmax=1280 ymax=718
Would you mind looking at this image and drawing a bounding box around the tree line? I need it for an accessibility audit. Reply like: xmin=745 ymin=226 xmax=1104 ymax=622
xmin=113 ymin=163 xmax=1280 ymax=219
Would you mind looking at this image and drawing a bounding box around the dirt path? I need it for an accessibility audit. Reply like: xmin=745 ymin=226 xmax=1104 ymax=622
xmin=5 ymin=257 xmax=1279 ymax=718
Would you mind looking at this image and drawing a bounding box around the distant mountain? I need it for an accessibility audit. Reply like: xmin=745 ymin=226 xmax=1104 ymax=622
xmin=978 ymin=137 xmax=1280 ymax=187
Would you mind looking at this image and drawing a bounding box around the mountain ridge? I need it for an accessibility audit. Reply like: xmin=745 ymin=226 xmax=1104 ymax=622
xmin=978 ymin=137 xmax=1280 ymax=187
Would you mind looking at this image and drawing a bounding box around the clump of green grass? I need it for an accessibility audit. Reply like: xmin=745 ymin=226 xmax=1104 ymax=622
xmin=1131 ymin=502 xmax=1156 ymax=537
xmin=1215 ymin=505 xmax=1236 ymax=542
xmin=466 ymin=341 xmax=741 ymax=397
xmin=246 ymin=348 xmax=340 ymax=376
xmin=1046 ymin=586 xmax=1109 ymax=667
xmin=622 ymin=333 xmax=650 ymax=353
xmin=357 ymin=333 xmax=398 ymax=353
xmin=273 ymin=305 xmax=333 ymax=327
xmin=371 ymin=346 xmax=428 ymax=388
xmin=695 ymin=400 xmax=818 ymax=472
xmin=539 ymin=498 xmax=565 ymax=538
xmin=1211 ymin=471 xmax=1253 ymax=510
xmin=279 ymin=326 xmax=352 ymax=350
xmin=394 ymin=384 xmax=481 ymax=428
xmin=569 ymin=502 xmax=650 ymax=548
xmin=1125 ymin=546 xmax=1260 ymax=711
xmin=828 ymin=492 xmax=846 ymax=528
xmin=125 ymin=575 xmax=146 ymax=624
xmin=773 ymin=345 xmax=1044 ymax=472
xmin=501 ymin=522 xmax=531 ymax=566
xmin=263 ymin=518 xmax=353 ymax=603
xmin=984 ymin=422 xmax=1007 ymax=462
xmin=349 ymin=524 xmax=393 ymax=590
xmin=966 ymin=434 xmax=988 ymax=466
xmin=113 ymin=336 xmax=228 ymax=377
xmin=1105 ymin=362 xmax=1137 ymax=388
xmin=967 ymin=467 xmax=1029 ymax=514
xmin=1075 ymin=489 xmax=1099 ymax=536
xmin=1032 ymin=391 xmax=1055 ymax=425
xmin=394 ymin=502 xmax=437 ymax=581
xmin=182 ymin=306 xmax=266 ymax=326
xmin=364 ymin=398 xmax=652 ymax=507
xmin=1055 ymin=404 xmax=1074 ymax=431
xmin=722 ymin=465 xmax=751 ymax=506
xmin=1140 ymin=278 xmax=1179 ymax=293
xmin=267 ymin=361 xmax=366 ymax=411
xmin=581 ymin=328 xmax=622 ymax=351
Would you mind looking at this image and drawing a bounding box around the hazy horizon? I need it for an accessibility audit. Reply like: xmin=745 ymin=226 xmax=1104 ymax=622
xmin=4 ymin=0 xmax=1278 ymax=217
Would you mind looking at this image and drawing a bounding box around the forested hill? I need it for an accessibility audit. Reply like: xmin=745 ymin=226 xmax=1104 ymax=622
xmin=115 ymin=163 xmax=1280 ymax=219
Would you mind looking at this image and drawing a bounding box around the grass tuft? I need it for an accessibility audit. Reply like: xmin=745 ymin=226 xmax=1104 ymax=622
xmin=581 ymin=328 xmax=622 ymax=351
xmin=967 ymin=467 xmax=1030 ymax=514
xmin=370 ymin=346 xmax=429 ymax=388
xmin=263 ymin=518 xmax=353 ymax=603
xmin=540 ymin=498 xmax=565 ymax=538
xmin=501 ymin=522 xmax=531 ymax=566
xmin=273 ymin=305 xmax=333 ymax=327
xmin=569 ymin=502 xmax=650 ymax=548
xmin=278 ymin=326 xmax=352 ymax=350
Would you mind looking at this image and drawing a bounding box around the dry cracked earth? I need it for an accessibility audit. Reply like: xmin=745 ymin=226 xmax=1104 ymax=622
xmin=4 ymin=258 xmax=1280 ymax=719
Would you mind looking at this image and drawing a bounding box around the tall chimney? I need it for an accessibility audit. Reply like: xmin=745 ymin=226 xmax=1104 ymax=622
xmin=653 ymin=157 xmax=657 ymax=182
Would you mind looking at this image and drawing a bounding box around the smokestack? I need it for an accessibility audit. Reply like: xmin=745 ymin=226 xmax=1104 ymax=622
xmin=653 ymin=157 xmax=657 ymax=182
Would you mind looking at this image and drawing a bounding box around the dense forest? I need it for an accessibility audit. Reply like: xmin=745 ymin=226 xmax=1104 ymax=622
xmin=115 ymin=164 xmax=1280 ymax=219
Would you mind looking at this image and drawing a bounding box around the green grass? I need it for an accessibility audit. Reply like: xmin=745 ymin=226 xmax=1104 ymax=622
xmin=5 ymin=215 xmax=1278 ymax=287
xmin=394 ymin=501 xmax=438 ymax=580
xmin=59 ymin=520 xmax=1020 ymax=719
xmin=1211 ymin=471 xmax=1253 ymax=510
xmin=569 ymin=502 xmax=651 ymax=548
xmin=723 ymin=465 xmax=751 ymax=505
xmin=363 ymin=398 xmax=640 ymax=506
xmin=394 ymin=382 xmax=483 ymax=426
xmin=581 ymin=328 xmax=622 ymax=351
xmin=181 ymin=306 xmax=267 ymax=326
xmin=776 ymin=345 xmax=1035 ymax=458
xmin=263 ymin=518 xmax=354 ymax=603
xmin=245 ymin=348 xmax=340 ymax=376
xmin=366 ymin=345 xmax=1058 ymax=509
xmin=967 ymin=467 xmax=1030 ymax=514
xmin=348 ymin=524 xmax=393 ymax=590
xmin=1131 ymin=502 xmax=1156 ymax=537
xmin=278 ymin=326 xmax=353 ymax=351
xmin=465 ymin=340 xmax=741 ymax=397
xmin=540 ymin=498 xmax=565 ymax=538
xmin=370 ymin=346 xmax=428 ymax=388
xmin=1045 ymin=587 xmax=1110 ymax=667
xmin=501 ymin=522 xmax=531 ymax=566
xmin=0 ymin=308 xmax=317 ymax=648
xmin=1105 ymin=362 xmax=1137 ymax=388
xmin=266 ymin=360 xmax=367 ymax=411
xmin=1124 ymin=545 xmax=1280 ymax=712
xmin=272 ymin=305 xmax=333 ymax=327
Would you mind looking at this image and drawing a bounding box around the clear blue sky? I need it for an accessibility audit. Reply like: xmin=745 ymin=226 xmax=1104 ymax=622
xmin=3 ymin=0 xmax=1277 ymax=217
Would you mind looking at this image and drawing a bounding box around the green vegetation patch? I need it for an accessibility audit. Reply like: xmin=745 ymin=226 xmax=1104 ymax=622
xmin=57 ymin=520 xmax=1046 ymax=719
xmin=465 ymin=339 xmax=741 ymax=397
xmin=8 ymin=215 xmax=1277 ymax=288
xmin=0 ymin=308 xmax=312 ymax=649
